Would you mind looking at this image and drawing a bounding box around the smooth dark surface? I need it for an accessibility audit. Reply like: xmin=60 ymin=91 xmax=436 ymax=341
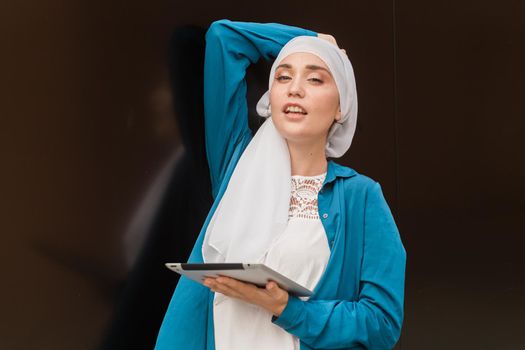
xmin=397 ymin=1 xmax=525 ymax=348
xmin=1 ymin=1 xmax=524 ymax=349
xmin=180 ymin=263 xmax=245 ymax=270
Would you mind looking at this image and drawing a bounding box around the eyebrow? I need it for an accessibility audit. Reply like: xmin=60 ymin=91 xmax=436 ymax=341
xmin=276 ymin=63 xmax=333 ymax=77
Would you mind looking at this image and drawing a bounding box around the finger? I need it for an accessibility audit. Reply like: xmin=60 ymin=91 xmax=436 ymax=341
xmin=266 ymin=281 xmax=278 ymax=291
xmin=211 ymin=280 xmax=244 ymax=298
xmin=326 ymin=34 xmax=337 ymax=45
xmin=318 ymin=33 xmax=338 ymax=46
xmin=215 ymin=276 xmax=260 ymax=296
xmin=202 ymin=277 xmax=212 ymax=287
xmin=264 ymin=281 xmax=285 ymax=298
xmin=203 ymin=277 xmax=227 ymax=293
xmin=202 ymin=277 xmax=217 ymax=288
xmin=217 ymin=277 xmax=275 ymax=305
xmin=217 ymin=276 xmax=259 ymax=294
xmin=264 ymin=282 xmax=278 ymax=298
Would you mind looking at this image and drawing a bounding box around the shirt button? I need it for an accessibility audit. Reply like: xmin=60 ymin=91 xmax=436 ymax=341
xmin=322 ymin=213 xmax=329 ymax=219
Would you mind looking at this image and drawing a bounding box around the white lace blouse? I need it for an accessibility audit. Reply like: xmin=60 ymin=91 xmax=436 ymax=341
xmin=213 ymin=172 xmax=330 ymax=350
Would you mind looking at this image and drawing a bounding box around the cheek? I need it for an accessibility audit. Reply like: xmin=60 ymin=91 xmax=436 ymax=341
xmin=269 ymin=86 xmax=281 ymax=103
xmin=269 ymin=88 xmax=284 ymax=113
xmin=311 ymin=90 xmax=340 ymax=116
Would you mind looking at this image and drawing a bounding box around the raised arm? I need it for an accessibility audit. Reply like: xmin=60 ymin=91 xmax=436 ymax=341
xmin=272 ymin=182 xmax=407 ymax=349
xmin=203 ymin=19 xmax=316 ymax=199
xmin=155 ymin=20 xmax=316 ymax=349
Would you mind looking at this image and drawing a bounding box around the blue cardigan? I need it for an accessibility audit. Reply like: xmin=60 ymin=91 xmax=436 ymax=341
xmin=155 ymin=19 xmax=406 ymax=350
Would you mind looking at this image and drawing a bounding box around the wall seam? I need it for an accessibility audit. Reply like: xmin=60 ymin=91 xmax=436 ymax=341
xmin=392 ymin=0 xmax=403 ymax=347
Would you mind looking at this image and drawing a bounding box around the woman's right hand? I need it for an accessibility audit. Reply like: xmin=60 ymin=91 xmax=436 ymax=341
xmin=317 ymin=33 xmax=346 ymax=55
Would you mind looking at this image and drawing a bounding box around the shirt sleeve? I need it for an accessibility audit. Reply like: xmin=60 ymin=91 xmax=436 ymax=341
xmin=154 ymin=226 xmax=209 ymax=350
xmin=155 ymin=20 xmax=317 ymax=349
xmin=203 ymin=19 xmax=317 ymax=199
xmin=272 ymin=182 xmax=407 ymax=349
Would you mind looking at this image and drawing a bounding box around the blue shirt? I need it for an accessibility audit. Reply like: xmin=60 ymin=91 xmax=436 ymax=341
xmin=155 ymin=19 xmax=406 ymax=350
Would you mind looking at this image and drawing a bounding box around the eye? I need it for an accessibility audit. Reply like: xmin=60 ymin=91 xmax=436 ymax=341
xmin=308 ymin=77 xmax=323 ymax=83
xmin=276 ymin=75 xmax=291 ymax=81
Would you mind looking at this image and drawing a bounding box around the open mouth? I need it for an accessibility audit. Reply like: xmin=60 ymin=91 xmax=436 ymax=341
xmin=283 ymin=104 xmax=307 ymax=115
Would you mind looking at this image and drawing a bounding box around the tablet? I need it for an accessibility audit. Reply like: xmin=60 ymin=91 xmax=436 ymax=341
xmin=165 ymin=263 xmax=313 ymax=297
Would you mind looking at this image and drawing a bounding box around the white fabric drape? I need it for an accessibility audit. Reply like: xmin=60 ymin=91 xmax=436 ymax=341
xmin=213 ymin=174 xmax=330 ymax=350
xmin=202 ymin=36 xmax=357 ymax=265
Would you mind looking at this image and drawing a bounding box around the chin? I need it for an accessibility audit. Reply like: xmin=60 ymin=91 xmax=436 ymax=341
xmin=273 ymin=121 xmax=312 ymax=143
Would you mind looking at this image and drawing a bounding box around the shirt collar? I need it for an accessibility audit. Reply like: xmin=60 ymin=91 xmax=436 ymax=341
xmin=324 ymin=159 xmax=357 ymax=185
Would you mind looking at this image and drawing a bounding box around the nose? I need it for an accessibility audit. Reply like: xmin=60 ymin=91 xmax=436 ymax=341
xmin=287 ymin=77 xmax=304 ymax=98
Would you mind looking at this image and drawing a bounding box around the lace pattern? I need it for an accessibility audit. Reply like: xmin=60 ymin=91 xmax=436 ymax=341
xmin=289 ymin=173 xmax=326 ymax=220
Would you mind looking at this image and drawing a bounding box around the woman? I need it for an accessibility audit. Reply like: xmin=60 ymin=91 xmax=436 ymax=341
xmin=155 ymin=19 xmax=406 ymax=350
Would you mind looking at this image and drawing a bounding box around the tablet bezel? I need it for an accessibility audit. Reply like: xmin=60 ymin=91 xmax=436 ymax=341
xmin=165 ymin=262 xmax=313 ymax=297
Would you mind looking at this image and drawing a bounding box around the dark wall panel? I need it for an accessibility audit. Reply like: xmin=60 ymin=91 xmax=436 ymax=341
xmin=396 ymin=1 xmax=525 ymax=349
xmin=2 ymin=0 xmax=523 ymax=349
xmin=0 ymin=1 xmax=398 ymax=349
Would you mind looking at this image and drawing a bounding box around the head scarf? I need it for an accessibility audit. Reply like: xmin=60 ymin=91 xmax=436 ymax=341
xmin=202 ymin=36 xmax=358 ymax=264
xmin=257 ymin=36 xmax=358 ymax=158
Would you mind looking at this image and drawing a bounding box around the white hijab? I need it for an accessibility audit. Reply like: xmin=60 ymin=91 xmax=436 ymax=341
xmin=202 ymin=36 xmax=358 ymax=264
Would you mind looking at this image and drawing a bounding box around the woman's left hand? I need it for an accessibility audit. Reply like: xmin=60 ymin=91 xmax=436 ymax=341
xmin=203 ymin=276 xmax=289 ymax=317
xmin=318 ymin=33 xmax=347 ymax=56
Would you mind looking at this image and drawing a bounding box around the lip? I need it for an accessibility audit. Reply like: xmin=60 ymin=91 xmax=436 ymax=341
xmin=285 ymin=113 xmax=305 ymax=121
xmin=282 ymin=102 xmax=308 ymax=115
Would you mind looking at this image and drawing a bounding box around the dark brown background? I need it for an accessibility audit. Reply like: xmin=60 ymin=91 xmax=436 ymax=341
xmin=1 ymin=1 xmax=524 ymax=349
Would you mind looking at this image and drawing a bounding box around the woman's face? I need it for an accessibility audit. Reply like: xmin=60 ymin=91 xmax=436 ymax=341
xmin=269 ymin=52 xmax=341 ymax=147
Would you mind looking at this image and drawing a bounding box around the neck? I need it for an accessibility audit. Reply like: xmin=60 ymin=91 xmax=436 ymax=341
xmin=287 ymin=138 xmax=328 ymax=176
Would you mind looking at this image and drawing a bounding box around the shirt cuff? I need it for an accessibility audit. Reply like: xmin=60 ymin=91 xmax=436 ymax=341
xmin=271 ymin=295 xmax=304 ymax=329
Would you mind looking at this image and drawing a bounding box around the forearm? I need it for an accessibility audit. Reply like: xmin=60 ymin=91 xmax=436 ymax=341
xmin=273 ymin=182 xmax=406 ymax=349
xmin=203 ymin=19 xmax=316 ymax=198
xmin=273 ymin=290 xmax=403 ymax=349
